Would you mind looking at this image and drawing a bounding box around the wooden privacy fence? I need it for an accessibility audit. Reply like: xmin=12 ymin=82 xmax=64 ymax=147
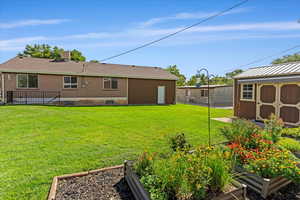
xmin=6 ymin=91 xmax=61 ymax=105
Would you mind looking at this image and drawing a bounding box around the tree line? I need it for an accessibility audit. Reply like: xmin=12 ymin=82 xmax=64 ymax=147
xmin=166 ymin=53 xmax=300 ymax=86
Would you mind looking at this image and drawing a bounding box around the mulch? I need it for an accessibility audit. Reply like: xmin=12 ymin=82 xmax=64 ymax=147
xmin=54 ymin=166 xmax=300 ymax=200
xmin=55 ymin=167 xmax=134 ymax=200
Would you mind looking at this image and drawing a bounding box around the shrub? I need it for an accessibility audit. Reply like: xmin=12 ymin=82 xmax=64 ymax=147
xmin=264 ymin=114 xmax=284 ymax=142
xmin=282 ymin=127 xmax=300 ymax=139
xmin=220 ymin=119 xmax=261 ymax=145
xmin=135 ymin=147 xmax=234 ymax=200
xmin=140 ymin=175 xmax=168 ymax=200
xmin=169 ymin=133 xmax=191 ymax=152
xmin=277 ymin=137 xmax=300 ymax=153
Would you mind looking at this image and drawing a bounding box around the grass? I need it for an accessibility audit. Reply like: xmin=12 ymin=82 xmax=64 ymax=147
xmin=0 ymin=104 xmax=232 ymax=199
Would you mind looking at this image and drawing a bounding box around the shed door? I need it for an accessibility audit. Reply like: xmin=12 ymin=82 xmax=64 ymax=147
xmin=278 ymin=83 xmax=300 ymax=126
xmin=256 ymin=84 xmax=278 ymax=121
xmin=157 ymin=86 xmax=165 ymax=104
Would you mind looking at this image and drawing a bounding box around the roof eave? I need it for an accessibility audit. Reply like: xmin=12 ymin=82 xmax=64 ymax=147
xmin=0 ymin=69 xmax=178 ymax=81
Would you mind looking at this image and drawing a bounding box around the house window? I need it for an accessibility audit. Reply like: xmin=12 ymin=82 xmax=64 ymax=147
xmin=201 ymin=89 xmax=208 ymax=97
xmin=241 ymin=84 xmax=254 ymax=100
xmin=103 ymin=78 xmax=118 ymax=89
xmin=17 ymin=74 xmax=38 ymax=88
xmin=64 ymin=76 xmax=78 ymax=88
xmin=185 ymin=89 xmax=191 ymax=96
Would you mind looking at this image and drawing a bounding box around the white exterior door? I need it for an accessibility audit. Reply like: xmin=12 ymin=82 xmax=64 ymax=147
xmin=157 ymin=86 xmax=165 ymax=104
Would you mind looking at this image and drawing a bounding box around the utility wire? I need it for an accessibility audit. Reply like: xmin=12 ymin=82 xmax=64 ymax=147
xmin=237 ymin=45 xmax=300 ymax=68
xmin=224 ymin=45 xmax=300 ymax=73
xmin=100 ymin=0 xmax=249 ymax=62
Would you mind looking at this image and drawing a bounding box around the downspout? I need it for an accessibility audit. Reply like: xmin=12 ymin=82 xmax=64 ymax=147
xmin=1 ymin=73 xmax=5 ymax=103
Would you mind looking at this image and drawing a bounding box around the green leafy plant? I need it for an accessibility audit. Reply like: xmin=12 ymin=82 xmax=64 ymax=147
xmin=277 ymin=137 xmax=300 ymax=153
xmin=264 ymin=114 xmax=284 ymax=142
xmin=282 ymin=127 xmax=300 ymax=139
xmin=134 ymin=152 xmax=156 ymax=177
xmin=220 ymin=119 xmax=261 ymax=145
xmin=169 ymin=133 xmax=191 ymax=152
xmin=135 ymin=147 xmax=234 ymax=200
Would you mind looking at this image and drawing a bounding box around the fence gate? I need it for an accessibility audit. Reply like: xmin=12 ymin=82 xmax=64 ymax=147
xmin=6 ymin=91 xmax=61 ymax=105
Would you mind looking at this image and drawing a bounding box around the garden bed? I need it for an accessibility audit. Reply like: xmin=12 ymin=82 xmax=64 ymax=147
xmin=235 ymin=167 xmax=292 ymax=198
xmin=48 ymin=165 xmax=134 ymax=200
xmin=125 ymin=160 xmax=247 ymax=200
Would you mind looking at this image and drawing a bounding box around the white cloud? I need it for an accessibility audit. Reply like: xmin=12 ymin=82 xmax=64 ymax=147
xmin=1 ymin=21 xmax=300 ymax=51
xmin=0 ymin=19 xmax=70 ymax=29
xmin=138 ymin=8 xmax=250 ymax=27
xmin=0 ymin=37 xmax=48 ymax=51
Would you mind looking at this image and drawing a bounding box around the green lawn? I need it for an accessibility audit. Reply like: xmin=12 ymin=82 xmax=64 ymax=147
xmin=0 ymin=104 xmax=232 ymax=200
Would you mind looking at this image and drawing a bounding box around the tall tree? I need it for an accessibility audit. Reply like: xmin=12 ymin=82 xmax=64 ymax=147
xmin=18 ymin=44 xmax=86 ymax=62
xmin=187 ymin=74 xmax=207 ymax=86
xmin=272 ymin=53 xmax=300 ymax=64
xmin=186 ymin=69 xmax=243 ymax=86
xmin=165 ymin=65 xmax=186 ymax=86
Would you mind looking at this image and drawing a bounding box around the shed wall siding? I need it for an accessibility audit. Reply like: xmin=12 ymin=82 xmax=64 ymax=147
xmin=176 ymin=86 xmax=233 ymax=106
xmin=234 ymin=80 xmax=257 ymax=119
xmin=128 ymin=79 xmax=176 ymax=104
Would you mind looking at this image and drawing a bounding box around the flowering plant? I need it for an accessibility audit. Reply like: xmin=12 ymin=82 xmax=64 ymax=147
xmin=223 ymin=117 xmax=300 ymax=182
xmin=134 ymin=146 xmax=235 ymax=200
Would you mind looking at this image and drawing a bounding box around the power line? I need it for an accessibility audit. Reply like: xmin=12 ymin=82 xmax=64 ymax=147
xmin=238 ymin=45 xmax=300 ymax=68
xmin=100 ymin=0 xmax=250 ymax=62
xmin=224 ymin=45 xmax=300 ymax=72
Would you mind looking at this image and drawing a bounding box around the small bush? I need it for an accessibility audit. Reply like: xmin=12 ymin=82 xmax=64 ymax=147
xmin=277 ymin=137 xmax=300 ymax=153
xmin=169 ymin=133 xmax=191 ymax=152
xmin=282 ymin=127 xmax=300 ymax=139
xmin=135 ymin=147 xmax=234 ymax=200
xmin=220 ymin=119 xmax=261 ymax=145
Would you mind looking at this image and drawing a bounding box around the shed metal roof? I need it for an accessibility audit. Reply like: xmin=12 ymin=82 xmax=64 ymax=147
xmin=234 ymin=61 xmax=300 ymax=79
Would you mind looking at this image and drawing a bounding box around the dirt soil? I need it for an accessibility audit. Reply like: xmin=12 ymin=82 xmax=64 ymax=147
xmin=55 ymin=167 xmax=134 ymax=200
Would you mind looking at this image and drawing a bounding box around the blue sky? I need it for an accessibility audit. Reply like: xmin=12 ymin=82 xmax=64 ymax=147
xmin=0 ymin=0 xmax=299 ymax=78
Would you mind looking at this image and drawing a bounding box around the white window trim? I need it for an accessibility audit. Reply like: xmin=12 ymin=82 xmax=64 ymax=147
xmin=103 ymin=77 xmax=118 ymax=89
xmin=16 ymin=74 xmax=38 ymax=89
xmin=240 ymin=83 xmax=255 ymax=101
xmin=63 ymin=76 xmax=78 ymax=89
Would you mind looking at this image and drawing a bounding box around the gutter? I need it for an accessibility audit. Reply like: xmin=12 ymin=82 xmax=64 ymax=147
xmin=1 ymin=73 xmax=4 ymax=103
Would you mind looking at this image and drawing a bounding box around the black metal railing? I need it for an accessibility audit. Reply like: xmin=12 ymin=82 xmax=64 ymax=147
xmin=6 ymin=91 xmax=61 ymax=105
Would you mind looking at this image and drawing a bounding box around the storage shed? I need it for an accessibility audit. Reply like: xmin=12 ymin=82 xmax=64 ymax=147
xmin=177 ymin=85 xmax=233 ymax=107
xmin=234 ymin=61 xmax=300 ymax=126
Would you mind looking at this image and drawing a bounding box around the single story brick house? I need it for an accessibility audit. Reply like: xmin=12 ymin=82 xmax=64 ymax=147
xmin=176 ymin=85 xmax=233 ymax=107
xmin=0 ymin=56 xmax=177 ymax=105
xmin=233 ymin=61 xmax=300 ymax=126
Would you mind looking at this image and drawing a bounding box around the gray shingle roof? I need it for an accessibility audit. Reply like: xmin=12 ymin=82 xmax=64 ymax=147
xmin=0 ymin=56 xmax=178 ymax=80
xmin=234 ymin=61 xmax=300 ymax=79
